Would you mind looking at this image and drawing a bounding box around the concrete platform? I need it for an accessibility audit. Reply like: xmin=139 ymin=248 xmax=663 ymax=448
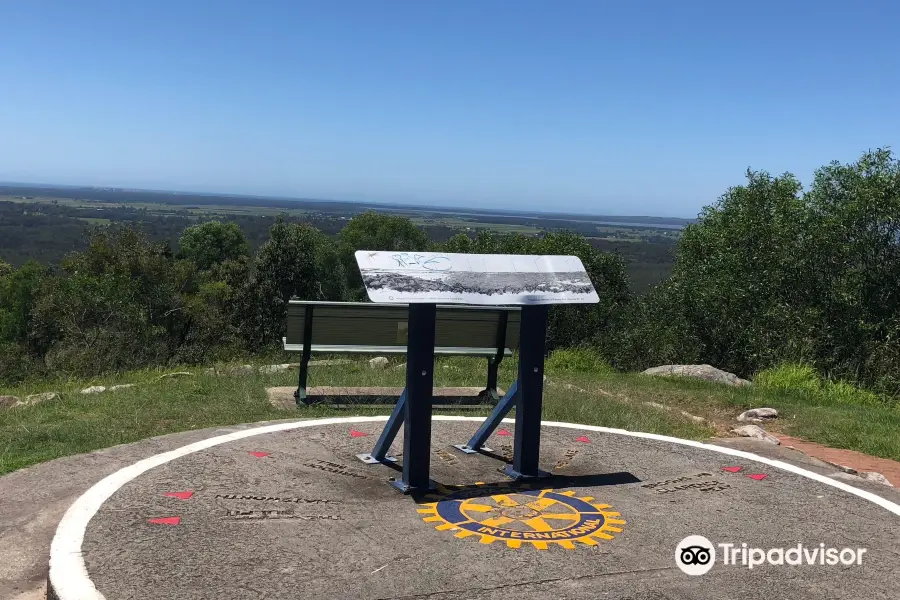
xmin=49 ymin=417 xmax=900 ymax=600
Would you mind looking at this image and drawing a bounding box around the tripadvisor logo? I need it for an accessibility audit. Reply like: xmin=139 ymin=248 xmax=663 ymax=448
xmin=676 ymin=536 xmax=867 ymax=575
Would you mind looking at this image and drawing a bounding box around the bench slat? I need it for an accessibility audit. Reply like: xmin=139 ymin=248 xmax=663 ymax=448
xmin=282 ymin=342 xmax=512 ymax=357
xmin=285 ymin=303 xmax=521 ymax=354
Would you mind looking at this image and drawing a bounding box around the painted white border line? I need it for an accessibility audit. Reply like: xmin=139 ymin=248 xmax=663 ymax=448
xmin=49 ymin=416 xmax=900 ymax=600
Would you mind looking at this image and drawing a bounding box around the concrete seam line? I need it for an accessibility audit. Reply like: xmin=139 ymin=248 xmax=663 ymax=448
xmin=49 ymin=416 xmax=900 ymax=600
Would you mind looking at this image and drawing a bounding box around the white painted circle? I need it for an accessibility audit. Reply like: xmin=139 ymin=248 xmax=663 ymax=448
xmin=49 ymin=416 xmax=900 ymax=600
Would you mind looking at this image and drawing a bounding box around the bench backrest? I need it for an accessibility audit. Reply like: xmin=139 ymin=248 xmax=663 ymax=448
xmin=285 ymin=301 xmax=521 ymax=355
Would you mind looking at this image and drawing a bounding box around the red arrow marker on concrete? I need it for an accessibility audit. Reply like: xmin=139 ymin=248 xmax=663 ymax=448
xmin=497 ymin=429 xmax=512 ymax=436
xmin=746 ymin=474 xmax=768 ymax=481
xmin=248 ymin=451 xmax=270 ymax=458
xmin=148 ymin=517 xmax=181 ymax=526
xmin=721 ymin=466 xmax=743 ymax=473
xmin=349 ymin=429 xmax=369 ymax=438
xmin=575 ymin=436 xmax=591 ymax=443
xmin=163 ymin=491 xmax=194 ymax=500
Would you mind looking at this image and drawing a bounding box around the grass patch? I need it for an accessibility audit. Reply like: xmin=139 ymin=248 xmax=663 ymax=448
xmin=1 ymin=356 xmax=899 ymax=475
xmin=545 ymin=348 xmax=614 ymax=375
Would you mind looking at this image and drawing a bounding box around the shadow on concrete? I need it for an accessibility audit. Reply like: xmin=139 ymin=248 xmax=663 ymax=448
xmin=409 ymin=471 xmax=642 ymax=503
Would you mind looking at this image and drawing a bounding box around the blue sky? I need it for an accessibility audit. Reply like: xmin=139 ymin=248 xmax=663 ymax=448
xmin=1 ymin=1 xmax=897 ymax=217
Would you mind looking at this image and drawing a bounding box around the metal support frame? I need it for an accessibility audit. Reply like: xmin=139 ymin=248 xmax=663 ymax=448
xmin=454 ymin=305 xmax=550 ymax=480
xmin=505 ymin=305 xmax=550 ymax=480
xmin=453 ymin=379 xmax=518 ymax=454
xmin=392 ymin=303 xmax=437 ymax=493
xmin=293 ymin=305 xmax=314 ymax=405
xmin=356 ymin=389 xmax=405 ymax=464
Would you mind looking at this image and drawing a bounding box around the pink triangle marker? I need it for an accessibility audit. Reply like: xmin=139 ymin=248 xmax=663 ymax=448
xmin=575 ymin=436 xmax=591 ymax=443
xmin=349 ymin=429 xmax=369 ymax=438
xmin=163 ymin=491 xmax=194 ymax=500
xmin=148 ymin=516 xmax=181 ymax=526
xmin=721 ymin=466 xmax=743 ymax=473
xmin=497 ymin=429 xmax=512 ymax=436
xmin=746 ymin=474 xmax=768 ymax=481
xmin=248 ymin=451 xmax=270 ymax=458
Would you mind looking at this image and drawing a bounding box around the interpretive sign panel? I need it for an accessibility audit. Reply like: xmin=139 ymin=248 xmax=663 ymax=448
xmin=354 ymin=251 xmax=599 ymax=305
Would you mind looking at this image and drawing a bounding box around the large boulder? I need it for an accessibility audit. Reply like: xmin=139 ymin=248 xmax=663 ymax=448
xmin=368 ymin=357 xmax=389 ymax=369
xmin=642 ymin=364 xmax=751 ymax=387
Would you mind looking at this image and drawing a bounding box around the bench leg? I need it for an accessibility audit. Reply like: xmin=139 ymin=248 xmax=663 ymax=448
xmin=293 ymin=304 xmax=314 ymax=406
xmin=453 ymin=378 xmax=518 ymax=454
xmin=293 ymin=356 xmax=310 ymax=406
xmin=483 ymin=358 xmax=501 ymax=402
xmin=356 ymin=388 xmax=405 ymax=464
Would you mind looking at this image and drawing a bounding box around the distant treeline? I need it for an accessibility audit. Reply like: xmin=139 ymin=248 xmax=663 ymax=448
xmin=0 ymin=199 xmax=676 ymax=291
xmin=2 ymin=149 xmax=898 ymax=396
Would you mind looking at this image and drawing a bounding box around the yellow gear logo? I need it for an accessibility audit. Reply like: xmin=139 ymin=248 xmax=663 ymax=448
xmin=417 ymin=483 xmax=625 ymax=550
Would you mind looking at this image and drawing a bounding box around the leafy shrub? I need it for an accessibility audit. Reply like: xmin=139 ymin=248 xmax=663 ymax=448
xmin=545 ymin=348 xmax=613 ymax=374
xmin=755 ymin=363 xmax=884 ymax=406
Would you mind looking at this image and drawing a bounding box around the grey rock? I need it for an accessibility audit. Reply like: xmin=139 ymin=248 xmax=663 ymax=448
xmin=643 ymin=401 xmax=669 ymax=411
xmin=731 ymin=424 xmax=780 ymax=445
xmin=226 ymin=365 xmax=256 ymax=376
xmin=680 ymin=411 xmax=707 ymax=423
xmin=394 ymin=363 xmax=407 ymax=370
xmin=157 ymin=371 xmax=193 ymax=380
xmin=80 ymin=385 xmax=107 ymax=395
xmin=308 ymin=359 xmax=353 ymax=367
xmin=737 ymin=407 xmax=778 ymax=422
xmin=16 ymin=392 xmax=60 ymax=408
xmin=368 ymin=357 xmax=389 ymax=369
xmin=0 ymin=395 xmax=22 ymax=408
xmin=830 ymin=471 xmax=893 ymax=487
xmin=258 ymin=364 xmax=296 ymax=375
xmin=642 ymin=364 xmax=751 ymax=387
xmin=860 ymin=471 xmax=894 ymax=487
xmin=108 ymin=384 xmax=136 ymax=391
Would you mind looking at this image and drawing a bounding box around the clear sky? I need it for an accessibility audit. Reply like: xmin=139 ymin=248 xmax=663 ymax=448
xmin=1 ymin=1 xmax=898 ymax=217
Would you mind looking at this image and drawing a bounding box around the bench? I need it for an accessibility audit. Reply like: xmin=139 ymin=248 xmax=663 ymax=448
xmin=283 ymin=300 xmax=522 ymax=405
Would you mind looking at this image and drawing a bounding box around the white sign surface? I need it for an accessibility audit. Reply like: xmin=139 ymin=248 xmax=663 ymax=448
xmin=355 ymin=251 xmax=599 ymax=305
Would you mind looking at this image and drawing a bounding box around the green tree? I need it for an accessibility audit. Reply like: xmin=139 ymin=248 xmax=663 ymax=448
xmin=29 ymin=227 xmax=186 ymax=374
xmin=338 ymin=212 xmax=430 ymax=299
xmin=178 ymin=220 xmax=250 ymax=271
xmin=239 ymin=216 xmax=347 ymax=348
xmin=0 ymin=260 xmax=46 ymax=345
xmin=624 ymin=148 xmax=900 ymax=393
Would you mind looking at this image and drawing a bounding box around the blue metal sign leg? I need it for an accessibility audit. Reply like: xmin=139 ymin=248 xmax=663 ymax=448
xmin=453 ymin=379 xmax=518 ymax=454
xmin=356 ymin=389 xmax=406 ymax=464
xmin=504 ymin=304 xmax=550 ymax=480
xmin=393 ymin=303 xmax=437 ymax=493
